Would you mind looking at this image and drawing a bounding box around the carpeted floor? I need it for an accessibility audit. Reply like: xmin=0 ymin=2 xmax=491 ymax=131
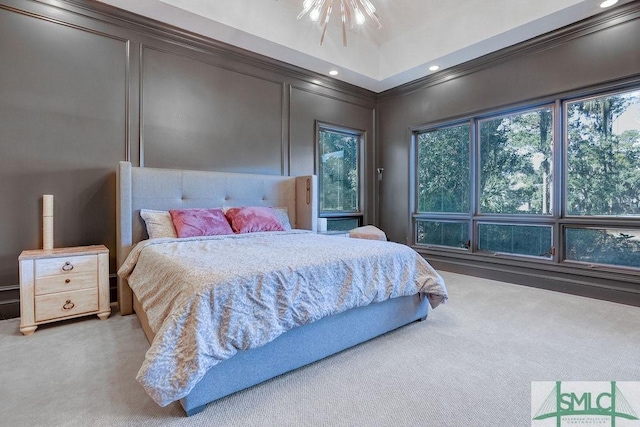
xmin=1 ymin=271 xmax=639 ymax=426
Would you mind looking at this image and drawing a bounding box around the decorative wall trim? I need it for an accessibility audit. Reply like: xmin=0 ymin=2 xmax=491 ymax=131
xmin=291 ymin=83 xmax=376 ymax=110
xmin=281 ymin=83 xmax=290 ymax=176
xmin=422 ymin=249 xmax=640 ymax=307
xmin=405 ymin=74 xmax=640 ymax=139
xmin=0 ymin=285 xmax=20 ymax=320
xmin=377 ymin=1 xmax=640 ymax=101
xmin=286 ymin=84 xmax=293 ymax=176
xmin=137 ymin=41 xmax=144 ymax=167
xmin=141 ymin=43 xmax=290 ymax=89
xmin=124 ymin=39 xmax=131 ymax=162
xmin=44 ymin=0 xmax=376 ymax=104
xmin=371 ymin=106 xmax=378 ymax=227
xmin=1 ymin=0 xmax=133 ymax=163
xmin=137 ymin=43 xmax=287 ymax=168
xmin=0 ymin=1 xmax=130 ymax=43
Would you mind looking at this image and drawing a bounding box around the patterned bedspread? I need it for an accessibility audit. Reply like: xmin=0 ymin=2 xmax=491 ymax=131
xmin=118 ymin=230 xmax=447 ymax=406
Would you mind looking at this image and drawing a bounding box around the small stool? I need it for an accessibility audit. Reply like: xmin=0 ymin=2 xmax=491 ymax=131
xmin=349 ymin=225 xmax=387 ymax=241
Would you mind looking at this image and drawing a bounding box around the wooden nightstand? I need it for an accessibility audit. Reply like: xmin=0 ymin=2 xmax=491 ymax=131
xmin=19 ymin=245 xmax=110 ymax=335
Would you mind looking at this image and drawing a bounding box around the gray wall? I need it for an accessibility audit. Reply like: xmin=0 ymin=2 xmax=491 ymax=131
xmin=376 ymin=2 xmax=640 ymax=304
xmin=0 ymin=0 xmax=376 ymax=317
xmin=1 ymin=0 xmax=638 ymax=316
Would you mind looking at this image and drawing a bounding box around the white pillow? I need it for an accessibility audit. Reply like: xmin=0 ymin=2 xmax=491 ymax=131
xmin=272 ymin=207 xmax=292 ymax=231
xmin=140 ymin=209 xmax=177 ymax=239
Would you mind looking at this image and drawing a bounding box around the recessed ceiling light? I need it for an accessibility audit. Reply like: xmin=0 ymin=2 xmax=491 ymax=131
xmin=600 ymin=0 xmax=618 ymax=7
xmin=329 ymin=70 xmax=339 ymax=76
xmin=429 ymin=65 xmax=440 ymax=71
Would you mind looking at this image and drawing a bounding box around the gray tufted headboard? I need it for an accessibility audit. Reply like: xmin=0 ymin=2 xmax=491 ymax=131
xmin=116 ymin=161 xmax=318 ymax=315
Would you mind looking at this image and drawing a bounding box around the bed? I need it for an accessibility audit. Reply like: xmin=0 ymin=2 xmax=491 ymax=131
xmin=116 ymin=161 xmax=447 ymax=416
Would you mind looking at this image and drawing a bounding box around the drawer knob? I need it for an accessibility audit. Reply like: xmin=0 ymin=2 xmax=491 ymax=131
xmin=62 ymin=300 xmax=75 ymax=310
xmin=62 ymin=262 xmax=74 ymax=272
xmin=65 ymin=279 xmax=71 ymax=284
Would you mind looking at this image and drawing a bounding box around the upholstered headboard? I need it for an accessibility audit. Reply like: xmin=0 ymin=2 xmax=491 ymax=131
xmin=116 ymin=161 xmax=318 ymax=315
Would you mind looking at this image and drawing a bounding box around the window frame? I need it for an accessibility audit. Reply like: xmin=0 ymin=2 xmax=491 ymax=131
xmin=476 ymin=105 xmax=556 ymax=218
xmin=412 ymin=104 xmax=558 ymax=261
xmin=412 ymin=119 xmax=473 ymax=252
xmin=560 ymin=87 xmax=640 ymax=270
xmin=476 ymin=221 xmax=554 ymax=259
xmin=562 ymin=87 xmax=640 ymax=219
xmin=415 ymin=218 xmax=471 ymax=250
xmin=315 ymin=121 xmax=365 ymax=230
xmin=415 ymin=121 xmax=472 ymax=215
xmin=411 ymin=84 xmax=640 ymax=273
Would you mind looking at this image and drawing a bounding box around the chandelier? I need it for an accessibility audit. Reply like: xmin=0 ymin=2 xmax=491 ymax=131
xmin=298 ymin=0 xmax=381 ymax=47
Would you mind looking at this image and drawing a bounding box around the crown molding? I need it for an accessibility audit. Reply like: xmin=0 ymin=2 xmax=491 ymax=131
xmin=377 ymin=1 xmax=640 ymax=102
xmin=8 ymin=0 xmax=639 ymax=104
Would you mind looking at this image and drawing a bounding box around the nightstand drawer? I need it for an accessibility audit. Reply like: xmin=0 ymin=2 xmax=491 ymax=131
xmin=35 ymin=255 xmax=96 ymax=278
xmin=35 ymin=288 xmax=99 ymax=322
xmin=35 ymin=270 xmax=96 ymax=295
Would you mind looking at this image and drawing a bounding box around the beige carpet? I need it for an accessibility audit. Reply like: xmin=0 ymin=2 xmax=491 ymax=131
xmin=1 ymin=271 xmax=639 ymax=426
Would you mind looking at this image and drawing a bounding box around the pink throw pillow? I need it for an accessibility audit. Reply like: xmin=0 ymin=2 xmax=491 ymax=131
xmin=225 ymin=206 xmax=285 ymax=233
xmin=169 ymin=208 xmax=234 ymax=238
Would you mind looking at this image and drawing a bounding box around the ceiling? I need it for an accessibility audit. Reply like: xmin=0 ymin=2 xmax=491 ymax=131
xmin=96 ymin=0 xmax=630 ymax=93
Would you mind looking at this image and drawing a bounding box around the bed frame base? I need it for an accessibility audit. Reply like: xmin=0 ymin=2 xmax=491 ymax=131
xmin=177 ymin=294 xmax=429 ymax=416
xmin=184 ymin=404 xmax=207 ymax=417
xmin=134 ymin=283 xmax=429 ymax=416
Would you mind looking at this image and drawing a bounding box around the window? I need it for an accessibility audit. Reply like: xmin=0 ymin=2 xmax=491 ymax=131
xmin=478 ymin=223 xmax=552 ymax=258
xmin=566 ymin=90 xmax=640 ymax=216
xmin=563 ymin=89 xmax=640 ymax=269
xmin=416 ymin=220 xmax=469 ymax=248
xmin=565 ymin=227 xmax=640 ymax=268
xmin=417 ymin=124 xmax=470 ymax=213
xmin=317 ymin=123 xmax=363 ymax=231
xmin=414 ymin=107 xmax=555 ymax=257
xmin=415 ymin=123 xmax=470 ymax=248
xmin=413 ymin=86 xmax=640 ymax=272
xmin=479 ymin=108 xmax=553 ymax=215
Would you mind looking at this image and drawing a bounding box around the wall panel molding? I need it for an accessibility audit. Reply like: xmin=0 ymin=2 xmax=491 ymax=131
xmin=139 ymin=43 xmax=291 ymax=90
xmin=42 ymin=0 xmax=376 ymax=104
xmin=281 ymin=83 xmax=291 ymax=176
xmin=0 ymin=286 xmax=19 ymax=320
xmin=428 ymin=256 xmax=640 ymax=308
xmin=291 ymin=83 xmax=377 ymax=110
xmin=138 ymin=44 xmax=288 ymax=172
xmin=139 ymin=45 xmax=286 ymax=173
xmin=1 ymin=1 xmax=133 ymax=162
xmin=0 ymin=0 xmax=376 ymax=318
xmin=0 ymin=1 xmax=130 ymax=43
xmin=289 ymin=86 xmax=376 ymax=224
